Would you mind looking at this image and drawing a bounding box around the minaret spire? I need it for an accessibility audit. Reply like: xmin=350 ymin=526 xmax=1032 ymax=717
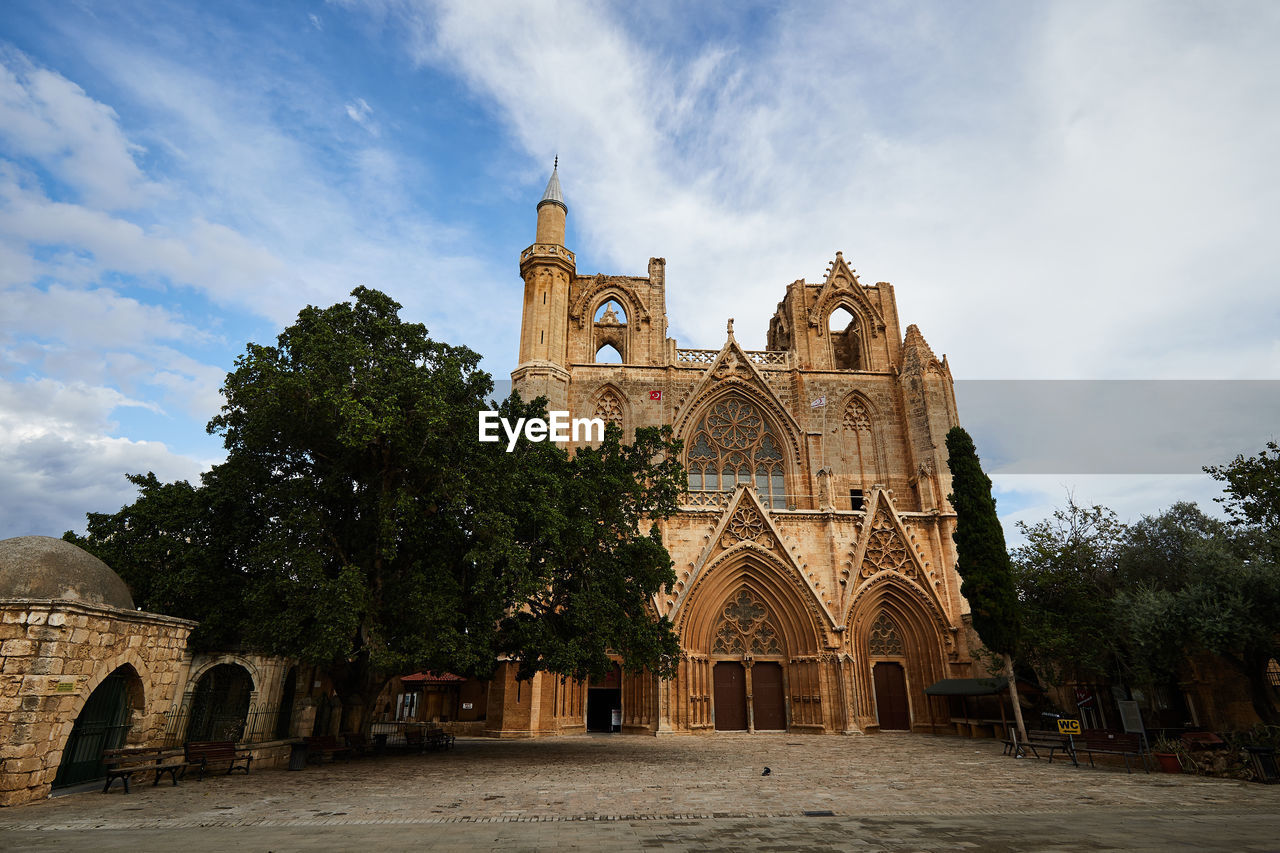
xmin=539 ymin=157 xmax=565 ymax=212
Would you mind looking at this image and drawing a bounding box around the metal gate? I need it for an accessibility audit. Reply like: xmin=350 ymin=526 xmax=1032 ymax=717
xmin=187 ymin=664 xmax=253 ymax=742
xmin=53 ymin=671 xmax=130 ymax=788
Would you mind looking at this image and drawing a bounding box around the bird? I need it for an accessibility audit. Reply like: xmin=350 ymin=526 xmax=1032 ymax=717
xmin=761 ymin=767 xmax=771 ymax=776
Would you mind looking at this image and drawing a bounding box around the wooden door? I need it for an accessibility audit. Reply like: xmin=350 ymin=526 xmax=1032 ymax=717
xmin=713 ymin=662 xmax=748 ymax=731
xmin=751 ymin=662 xmax=786 ymax=730
xmin=873 ymin=662 xmax=911 ymax=731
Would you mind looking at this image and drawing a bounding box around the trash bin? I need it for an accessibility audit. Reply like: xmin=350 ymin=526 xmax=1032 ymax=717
xmin=289 ymin=740 xmax=308 ymax=771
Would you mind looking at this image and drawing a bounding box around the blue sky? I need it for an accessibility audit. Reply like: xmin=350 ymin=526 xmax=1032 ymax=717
xmin=1 ymin=1 xmax=1277 ymax=540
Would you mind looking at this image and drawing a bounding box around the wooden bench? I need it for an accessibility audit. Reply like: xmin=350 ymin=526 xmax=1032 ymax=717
xmin=185 ymin=740 xmax=253 ymax=780
xmin=343 ymin=732 xmax=374 ymax=757
xmin=305 ymin=735 xmax=354 ymax=763
xmin=424 ymin=726 xmax=455 ymax=751
xmin=1078 ymin=730 xmax=1148 ymax=773
xmin=102 ymin=747 xmax=188 ymax=793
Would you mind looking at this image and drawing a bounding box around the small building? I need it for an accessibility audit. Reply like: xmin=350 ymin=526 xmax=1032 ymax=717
xmin=0 ymin=536 xmax=194 ymax=807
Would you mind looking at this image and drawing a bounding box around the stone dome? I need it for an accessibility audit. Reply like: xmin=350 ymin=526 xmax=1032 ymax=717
xmin=0 ymin=536 xmax=135 ymax=610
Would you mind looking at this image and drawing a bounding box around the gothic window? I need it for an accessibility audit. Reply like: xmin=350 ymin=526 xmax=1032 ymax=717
xmin=594 ymin=389 xmax=624 ymax=431
xmin=829 ymin=306 xmax=863 ymax=370
xmin=868 ymin=611 xmax=904 ymax=656
xmin=860 ymin=509 xmax=915 ymax=579
xmin=594 ymin=300 xmax=626 ymax=324
xmin=595 ymin=343 xmax=622 ymax=363
xmin=685 ymin=397 xmax=787 ymax=509
xmin=711 ymin=589 xmax=783 ymax=656
xmin=842 ymin=396 xmax=878 ymax=490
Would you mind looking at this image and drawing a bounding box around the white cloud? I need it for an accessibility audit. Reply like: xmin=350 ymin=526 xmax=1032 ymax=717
xmin=0 ymin=49 xmax=160 ymax=209
xmin=345 ymin=97 xmax=379 ymax=136
xmin=0 ymin=377 xmax=208 ymax=536
xmin=354 ymin=1 xmax=1280 ymax=380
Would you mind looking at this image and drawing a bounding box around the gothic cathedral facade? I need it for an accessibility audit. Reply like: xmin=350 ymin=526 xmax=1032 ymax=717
xmin=485 ymin=167 xmax=977 ymax=735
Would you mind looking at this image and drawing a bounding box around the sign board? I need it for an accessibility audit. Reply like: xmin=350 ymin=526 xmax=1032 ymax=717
xmin=55 ymin=681 xmax=75 ymax=693
xmin=1057 ymin=718 xmax=1081 ymax=735
xmin=611 ymin=709 xmax=622 ymax=728
xmin=1075 ymin=686 xmax=1095 ymax=708
xmin=1117 ymin=699 xmax=1146 ymax=735
xmin=462 ymin=703 xmax=473 ymax=710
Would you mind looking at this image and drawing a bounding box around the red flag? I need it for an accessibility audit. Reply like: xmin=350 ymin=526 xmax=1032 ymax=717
xmin=649 ymin=390 xmax=662 ymax=401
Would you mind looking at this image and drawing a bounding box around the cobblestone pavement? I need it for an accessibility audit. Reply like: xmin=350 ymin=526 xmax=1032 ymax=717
xmin=2 ymin=733 xmax=1278 ymax=851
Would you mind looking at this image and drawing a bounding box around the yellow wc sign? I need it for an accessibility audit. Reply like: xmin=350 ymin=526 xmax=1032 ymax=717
xmin=1057 ymin=718 xmax=1082 ymax=735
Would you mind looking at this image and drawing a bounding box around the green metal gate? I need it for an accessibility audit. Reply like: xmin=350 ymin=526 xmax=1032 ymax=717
xmin=53 ymin=671 xmax=130 ymax=788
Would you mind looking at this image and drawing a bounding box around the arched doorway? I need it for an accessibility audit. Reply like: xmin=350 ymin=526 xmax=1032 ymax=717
xmin=54 ymin=665 xmax=139 ymax=788
xmin=187 ymin=663 xmax=253 ymax=742
xmin=873 ymin=663 xmax=911 ymax=731
xmin=586 ymin=663 xmax=621 ymax=732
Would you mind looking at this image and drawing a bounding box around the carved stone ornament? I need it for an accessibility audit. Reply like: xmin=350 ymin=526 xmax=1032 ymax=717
xmin=868 ymin=611 xmax=904 ymax=656
xmin=860 ymin=509 xmax=915 ymax=580
xmin=594 ymin=389 xmax=624 ymax=428
xmin=711 ymin=589 xmax=783 ymax=655
xmin=721 ymin=504 xmax=772 ymax=550
xmin=843 ymin=400 xmax=871 ymax=432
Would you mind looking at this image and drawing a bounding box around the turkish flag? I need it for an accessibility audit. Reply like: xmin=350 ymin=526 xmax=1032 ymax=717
xmin=649 ymin=390 xmax=662 ymax=401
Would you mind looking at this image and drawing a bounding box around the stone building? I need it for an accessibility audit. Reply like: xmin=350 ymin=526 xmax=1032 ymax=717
xmin=0 ymin=536 xmax=194 ymax=806
xmin=484 ymin=168 xmax=977 ymax=736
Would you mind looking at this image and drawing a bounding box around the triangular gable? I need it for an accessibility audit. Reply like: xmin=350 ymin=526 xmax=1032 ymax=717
xmin=847 ymin=488 xmax=932 ymax=590
xmin=671 ymin=330 xmax=804 ymax=461
xmin=806 ymin=252 xmax=886 ymax=337
xmin=665 ymin=485 xmax=836 ymax=626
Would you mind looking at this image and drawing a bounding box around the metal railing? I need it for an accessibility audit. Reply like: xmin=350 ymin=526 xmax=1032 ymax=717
xmin=161 ymin=705 xmax=292 ymax=746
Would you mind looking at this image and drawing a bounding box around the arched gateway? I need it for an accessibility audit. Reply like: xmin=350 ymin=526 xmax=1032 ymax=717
xmin=485 ymin=166 xmax=978 ymax=736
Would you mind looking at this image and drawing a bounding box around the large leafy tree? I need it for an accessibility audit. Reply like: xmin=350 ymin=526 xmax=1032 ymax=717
xmin=1011 ymin=500 xmax=1127 ymax=685
xmin=945 ymin=425 xmax=1026 ymax=740
xmin=70 ymin=287 xmax=682 ymax=725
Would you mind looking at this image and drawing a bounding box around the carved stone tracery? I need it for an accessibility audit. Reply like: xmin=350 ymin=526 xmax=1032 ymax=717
xmin=868 ymin=611 xmax=904 ymax=656
xmin=721 ymin=504 xmax=772 ymax=550
xmin=711 ymin=589 xmax=783 ymax=656
xmin=860 ymin=509 xmax=915 ymax=580
xmin=593 ymin=388 xmax=624 ymax=429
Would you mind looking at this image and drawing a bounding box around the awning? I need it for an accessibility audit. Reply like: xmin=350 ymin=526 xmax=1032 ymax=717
xmin=924 ymin=677 xmax=1009 ymax=697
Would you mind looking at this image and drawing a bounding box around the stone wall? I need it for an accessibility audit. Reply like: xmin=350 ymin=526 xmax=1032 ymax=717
xmin=0 ymin=599 xmax=194 ymax=807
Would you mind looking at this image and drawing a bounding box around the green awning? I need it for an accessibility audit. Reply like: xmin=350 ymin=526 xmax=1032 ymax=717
xmin=924 ymin=677 xmax=1009 ymax=697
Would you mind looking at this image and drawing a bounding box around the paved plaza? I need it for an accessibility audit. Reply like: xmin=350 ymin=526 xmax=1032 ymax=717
xmin=2 ymin=733 xmax=1278 ymax=851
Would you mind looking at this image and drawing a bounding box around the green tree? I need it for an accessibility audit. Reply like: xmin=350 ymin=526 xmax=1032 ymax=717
xmin=945 ymin=425 xmax=1026 ymax=740
xmin=1206 ymin=440 xmax=1280 ymax=560
xmin=1011 ymin=499 xmax=1127 ymax=685
xmin=72 ymin=287 xmax=683 ymax=727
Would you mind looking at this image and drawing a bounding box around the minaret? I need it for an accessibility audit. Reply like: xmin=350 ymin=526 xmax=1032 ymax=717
xmin=513 ymin=160 xmax=575 ymax=410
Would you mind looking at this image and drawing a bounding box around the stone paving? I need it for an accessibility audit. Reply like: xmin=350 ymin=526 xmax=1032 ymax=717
xmin=2 ymin=733 xmax=1278 ymax=851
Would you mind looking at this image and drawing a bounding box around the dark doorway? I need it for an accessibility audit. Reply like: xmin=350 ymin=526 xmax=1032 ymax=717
xmin=187 ymin=663 xmax=253 ymax=742
xmin=873 ymin=662 xmax=911 ymax=730
xmin=54 ymin=668 xmax=132 ymax=788
xmin=713 ymin=661 xmax=748 ymax=731
xmin=752 ymin=662 xmax=786 ymax=730
xmin=274 ymin=667 xmax=297 ymax=740
xmin=586 ymin=663 xmax=621 ymax=732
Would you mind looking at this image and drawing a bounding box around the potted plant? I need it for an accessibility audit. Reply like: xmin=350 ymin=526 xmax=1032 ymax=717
xmin=1151 ymin=736 xmax=1184 ymax=773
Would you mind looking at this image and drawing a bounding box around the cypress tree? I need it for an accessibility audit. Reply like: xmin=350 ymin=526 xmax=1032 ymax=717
xmin=945 ymin=425 xmax=1027 ymax=740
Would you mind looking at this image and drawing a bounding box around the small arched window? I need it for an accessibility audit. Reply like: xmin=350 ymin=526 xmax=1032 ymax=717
xmin=594 ymin=300 xmax=626 ymax=324
xmin=686 ymin=396 xmax=786 ymax=509
xmin=829 ymin=306 xmax=862 ymax=370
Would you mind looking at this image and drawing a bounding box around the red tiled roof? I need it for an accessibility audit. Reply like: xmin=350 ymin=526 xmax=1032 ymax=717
xmin=400 ymin=671 xmax=465 ymax=684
